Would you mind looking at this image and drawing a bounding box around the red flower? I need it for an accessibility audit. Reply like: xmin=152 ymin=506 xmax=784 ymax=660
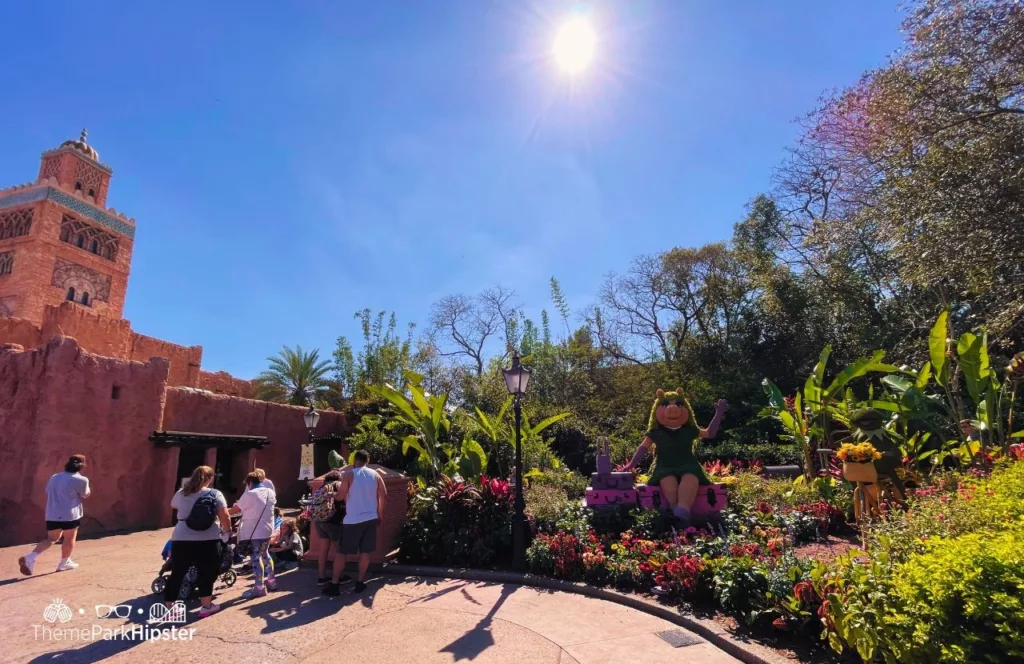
xmin=772 ymin=617 xmax=790 ymax=631
xmin=793 ymin=581 xmax=818 ymax=605
xmin=756 ymin=502 xmax=773 ymax=514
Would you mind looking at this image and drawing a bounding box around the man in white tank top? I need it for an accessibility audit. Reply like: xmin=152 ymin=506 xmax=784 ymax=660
xmin=322 ymin=449 xmax=387 ymax=596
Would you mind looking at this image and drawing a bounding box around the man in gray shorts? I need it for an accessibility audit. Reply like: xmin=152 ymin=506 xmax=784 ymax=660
xmin=322 ymin=450 xmax=386 ymax=596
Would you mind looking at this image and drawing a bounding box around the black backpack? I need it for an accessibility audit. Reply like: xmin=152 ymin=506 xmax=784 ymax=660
xmin=185 ymin=490 xmax=219 ymax=531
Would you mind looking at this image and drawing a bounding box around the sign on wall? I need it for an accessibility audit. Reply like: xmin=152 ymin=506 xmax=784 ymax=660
xmin=298 ymin=443 xmax=314 ymax=480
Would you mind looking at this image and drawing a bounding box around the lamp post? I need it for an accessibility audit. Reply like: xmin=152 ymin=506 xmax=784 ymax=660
xmin=303 ymin=404 xmax=320 ymax=442
xmin=502 ymin=352 xmax=532 ymax=570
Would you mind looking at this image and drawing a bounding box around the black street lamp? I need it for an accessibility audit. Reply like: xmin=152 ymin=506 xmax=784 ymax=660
xmin=502 ymin=352 xmax=532 ymax=570
xmin=303 ymin=405 xmax=320 ymax=442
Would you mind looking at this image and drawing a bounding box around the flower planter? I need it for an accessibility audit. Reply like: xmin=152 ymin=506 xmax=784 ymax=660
xmin=842 ymin=461 xmax=877 ymax=483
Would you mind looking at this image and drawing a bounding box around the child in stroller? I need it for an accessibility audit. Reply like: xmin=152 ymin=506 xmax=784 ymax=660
xmin=152 ymin=525 xmax=239 ymax=599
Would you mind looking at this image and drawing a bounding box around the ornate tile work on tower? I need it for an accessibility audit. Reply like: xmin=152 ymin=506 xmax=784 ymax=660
xmin=51 ymin=258 xmax=112 ymax=302
xmin=0 ymin=187 xmax=134 ymax=238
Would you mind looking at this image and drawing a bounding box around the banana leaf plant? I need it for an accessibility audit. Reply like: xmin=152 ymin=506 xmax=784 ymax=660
xmin=472 ymin=397 xmax=570 ymax=478
xmin=764 ymin=345 xmax=899 ymax=479
xmin=367 ymin=372 xmax=488 ymax=483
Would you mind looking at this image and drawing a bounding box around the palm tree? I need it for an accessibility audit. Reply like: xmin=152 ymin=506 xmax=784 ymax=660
xmin=255 ymin=345 xmax=332 ymax=406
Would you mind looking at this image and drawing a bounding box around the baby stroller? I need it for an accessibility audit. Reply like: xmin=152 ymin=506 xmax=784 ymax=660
xmin=152 ymin=538 xmax=239 ymax=599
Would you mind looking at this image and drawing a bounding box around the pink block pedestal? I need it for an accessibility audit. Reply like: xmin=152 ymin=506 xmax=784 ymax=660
xmin=634 ymin=483 xmax=729 ymax=522
xmin=302 ymin=465 xmax=410 ymax=565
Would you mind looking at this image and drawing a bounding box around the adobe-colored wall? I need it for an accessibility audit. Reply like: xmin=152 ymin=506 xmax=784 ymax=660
xmin=130 ymin=332 xmax=202 ymax=387
xmin=197 ymin=370 xmax=253 ymax=398
xmin=0 ymin=316 xmax=42 ymax=349
xmin=41 ymin=301 xmax=133 ymax=358
xmin=0 ymin=336 xmax=172 ymax=547
xmin=162 ymin=388 xmax=348 ymax=510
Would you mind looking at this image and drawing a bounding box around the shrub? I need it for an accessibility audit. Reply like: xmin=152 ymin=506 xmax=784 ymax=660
xmin=697 ymin=440 xmax=802 ymax=466
xmin=888 ymin=526 xmax=1024 ymax=663
xmin=709 ymin=554 xmax=771 ymax=623
xmin=866 ymin=460 xmax=1024 ymax=563
xmin=821 ymin=463 xmax=1024 ymax=662
xmin=399 ymin=475 xmax=513 ymax=567
xmin=525 ymin=484 xmax=571 ymax=533
xmin=525 ymin=535 xmax=555 ymax=576
xmin=347 ymin=414 xmax=405 ymax=469
xmin=527 ymin=466 xmax=588 ymax=498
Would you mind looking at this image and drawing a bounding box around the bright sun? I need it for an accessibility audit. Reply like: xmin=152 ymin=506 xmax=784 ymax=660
xmin=553 ymin=17 xmax=596 ymax=74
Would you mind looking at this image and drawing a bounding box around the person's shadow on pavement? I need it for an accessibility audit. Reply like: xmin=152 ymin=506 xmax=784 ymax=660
xmin=439 ymin=583 xmax=515 ymax=661
xmin=243 ymin=571 xmax=382 ymax=635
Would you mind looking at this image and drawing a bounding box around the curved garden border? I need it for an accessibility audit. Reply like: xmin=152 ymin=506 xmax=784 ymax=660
xmin=382 ymin=563 xmax=792 ymax=664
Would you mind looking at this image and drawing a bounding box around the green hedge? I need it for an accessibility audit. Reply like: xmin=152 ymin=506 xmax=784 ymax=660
xmin=822 ymin=462 xmax=1024 ymax=663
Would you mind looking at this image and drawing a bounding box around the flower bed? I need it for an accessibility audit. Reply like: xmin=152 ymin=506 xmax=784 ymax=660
xmin=399 ymin=459 xmax=1024 ymax=662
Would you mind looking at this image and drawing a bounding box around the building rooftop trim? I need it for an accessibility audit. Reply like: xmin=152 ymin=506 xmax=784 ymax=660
xmin=40 ymin=145 xmax=114 ymax=174
xmin=150 ymin=431 xmax=271 ymax=449
xmin=0 ymin=186 xmax=136 ymax=238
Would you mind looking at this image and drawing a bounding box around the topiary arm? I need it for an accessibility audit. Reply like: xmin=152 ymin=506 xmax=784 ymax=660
xmin=618 ymin=437 xmax=653 ymax=471
xmin=699 ymin=399 xmax=729 ymax=439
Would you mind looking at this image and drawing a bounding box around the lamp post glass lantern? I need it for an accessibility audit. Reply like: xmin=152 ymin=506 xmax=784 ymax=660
xmin=503 ymin=353 xmax=532 ymax=570
xmin=303 ymin=406 xmax=320 ymax=439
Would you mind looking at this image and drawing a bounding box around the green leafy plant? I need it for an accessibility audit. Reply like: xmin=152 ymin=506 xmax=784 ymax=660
xmin=368 ymin=372 xmax=488 ymax=482
xmin=764 ymin=345 xmax=899 ymax=478
xmin=471 ymin=397 xmax=570 ymax=477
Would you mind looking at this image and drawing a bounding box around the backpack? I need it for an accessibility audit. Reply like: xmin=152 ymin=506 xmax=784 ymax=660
xmin=308 ymin=484 xmax=340 ymax=523
xmin=184 ymin=490 xmax=219 ymax=531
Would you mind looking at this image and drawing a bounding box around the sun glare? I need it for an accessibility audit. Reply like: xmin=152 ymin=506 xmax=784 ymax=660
xmin=553 ymin=17 xmax=596 ymax=74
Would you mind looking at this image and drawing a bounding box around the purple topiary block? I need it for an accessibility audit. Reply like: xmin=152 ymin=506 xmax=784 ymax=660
xmin=591 ymin=472 xmax=635 ymax=490
xmin=585 ymin=488 xmax=638 ymax=507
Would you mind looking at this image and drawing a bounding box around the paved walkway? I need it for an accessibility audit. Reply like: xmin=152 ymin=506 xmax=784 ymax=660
xmin=0 ymin=529 xmax=739 ymax=663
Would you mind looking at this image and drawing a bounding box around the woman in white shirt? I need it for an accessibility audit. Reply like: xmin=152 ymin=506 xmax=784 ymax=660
xmin=229 ymin=471 xmax=277 ymax=598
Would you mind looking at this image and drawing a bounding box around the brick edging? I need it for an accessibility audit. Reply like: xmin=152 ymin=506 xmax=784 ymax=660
xmin=381 ymin=563 xmax=790 ymax=664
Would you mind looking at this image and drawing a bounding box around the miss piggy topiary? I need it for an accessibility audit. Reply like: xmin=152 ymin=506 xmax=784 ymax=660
xmin=618 ymin=388 xmax=728 ymax=524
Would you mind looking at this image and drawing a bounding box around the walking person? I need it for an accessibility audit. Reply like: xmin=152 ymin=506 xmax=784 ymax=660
xmin=323 ymin=450 xmax=386 ymax=596
xmin=165 ymin=465 xmax=231 ymax=618
xmin=19 ymin=455 xmax=91 ymax=575
xmin=230 ymin=471 xmax=277 ymax=598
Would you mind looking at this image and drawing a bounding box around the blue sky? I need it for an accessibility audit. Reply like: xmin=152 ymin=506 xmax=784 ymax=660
xmin=0 ymin=1 xmax=902 ymax=379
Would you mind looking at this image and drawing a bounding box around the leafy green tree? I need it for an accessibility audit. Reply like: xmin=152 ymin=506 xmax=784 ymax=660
xmin=334 ymin=309 xmax=417 ymax=399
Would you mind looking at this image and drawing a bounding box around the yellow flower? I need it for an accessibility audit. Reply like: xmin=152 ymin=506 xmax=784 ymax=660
xmin=837 ymin=441 xmax=882 ymax=463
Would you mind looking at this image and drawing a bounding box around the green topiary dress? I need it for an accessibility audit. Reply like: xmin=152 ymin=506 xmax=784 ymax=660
xmin=646 ymin=425 xmax=710 ymax=486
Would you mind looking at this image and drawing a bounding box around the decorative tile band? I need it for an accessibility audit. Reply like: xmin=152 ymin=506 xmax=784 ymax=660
xmin=0 ymin=187 xmax=135 ymax=238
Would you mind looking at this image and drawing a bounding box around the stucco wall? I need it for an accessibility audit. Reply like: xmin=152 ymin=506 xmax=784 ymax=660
xmin=162 ymin=388 xmax=348 ymax=508
xmin=0 ymin=316 xmax=42 ymax=349
xmin=130 ymin=332 xmax=201 ymax=387
xmin=0 ymin=336 xmax=171 ymax=547
xmin=197 ymin=370 xmax=253 ymax=398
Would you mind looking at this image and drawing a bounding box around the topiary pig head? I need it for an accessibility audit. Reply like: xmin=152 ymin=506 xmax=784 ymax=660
xmin=648 ymin=387 xmax=697 ymax=431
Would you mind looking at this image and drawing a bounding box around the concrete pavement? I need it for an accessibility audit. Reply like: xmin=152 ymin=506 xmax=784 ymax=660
xmin=0 ymin=528 xmax=740 ymax=664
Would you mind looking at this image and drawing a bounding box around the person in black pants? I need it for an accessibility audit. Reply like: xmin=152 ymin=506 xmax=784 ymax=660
xmin=164 ymin=466 xmax=231 ymax=618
